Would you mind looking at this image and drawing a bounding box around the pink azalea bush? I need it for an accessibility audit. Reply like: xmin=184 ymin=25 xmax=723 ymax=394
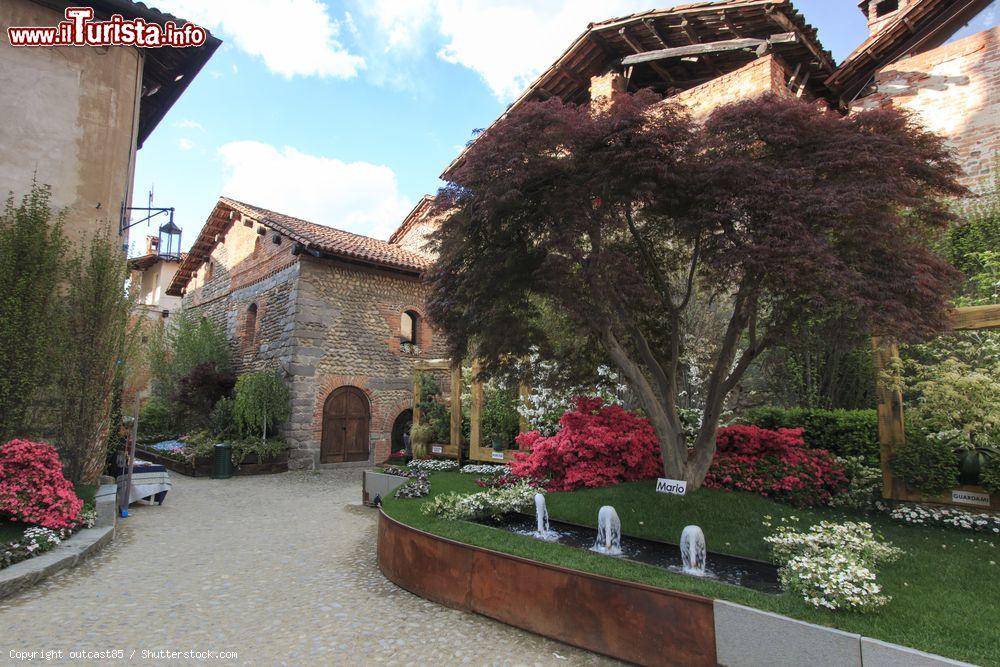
xmin=704 ymin=426 xmax=848 ymax=507
xmin=0 ymin=439 xmax=82 ymax=529
xmin=510 ymin=398 xmax=662 ymax=491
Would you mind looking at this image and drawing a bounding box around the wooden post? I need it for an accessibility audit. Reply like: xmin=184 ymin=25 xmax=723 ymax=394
xmin=872 ymin=336 xmax=905 ymax=500
xmin=450 ymin=363 xmax=462 ymax=462
xmin=470 ymin=359 xmax=483 ymax=460
xmin=412 ymin=370 xmax=422 ymax=428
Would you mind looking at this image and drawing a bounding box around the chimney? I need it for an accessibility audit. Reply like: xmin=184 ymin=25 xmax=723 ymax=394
xmin=860 ymin=0 xmax=911 ymax=37
xmin=589 ymin=71 xmax=627 ymax=103
xmin=146 ymin=235 xmax=159 ymax=255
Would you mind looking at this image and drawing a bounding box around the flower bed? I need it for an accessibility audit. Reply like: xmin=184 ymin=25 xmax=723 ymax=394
xmin=764 ymin=520 xmax=902 ymax=611
xmin=407 ymin=459 xmax=459 ymax=472
xmin=380 ymin=472 xmax=1000 ymax=665
xmin=0 ymin=439 xmax=98 ymax=571
xmin=704 ymin=426 xmax=848 ymax=507
xmin=511 ymin=398 xmax=660 ymax=491
xmin=137 ymin=435 xmax=289 ymax=477
xmin=881 ymin=502 xmax=1000 ymax=534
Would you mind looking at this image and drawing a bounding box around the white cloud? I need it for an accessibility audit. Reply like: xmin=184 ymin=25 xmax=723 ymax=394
xmin=217 ymin=141 xmax=412 ymax=240
xmin=355 ymin=0 xmax=658 ymax=99
xmin=157 ymin=0 xmax=364 ymax=79
xmin=173 ymin=119 xmax=205 ymax=131
xmin=178 ymin=138 xmax=195 ymax=151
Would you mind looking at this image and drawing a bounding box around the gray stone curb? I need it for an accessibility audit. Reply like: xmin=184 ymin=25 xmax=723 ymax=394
xmin=714 ymin=600 xmax=975 ymax=667
xmin=0 ymin=525 xmax=114 ymax=600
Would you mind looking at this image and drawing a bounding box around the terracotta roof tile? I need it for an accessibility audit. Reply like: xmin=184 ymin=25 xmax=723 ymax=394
xmin=220 ymin=198 xmax=431 ymax=273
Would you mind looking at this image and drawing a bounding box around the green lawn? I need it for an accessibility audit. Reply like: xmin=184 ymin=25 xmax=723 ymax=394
xmin=381 ymin=472 xmax=999 ymax=666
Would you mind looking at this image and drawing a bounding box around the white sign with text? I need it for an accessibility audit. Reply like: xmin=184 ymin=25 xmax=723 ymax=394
xmin=491 ymin=451 xmax=505 ymax=460
xmin=431 ymin=445 xmax=443 ymax=454
xmin=952 ymin=489 xmax=990 ymax=507
xmin=655 ymin=478 xmax=687 ymax=496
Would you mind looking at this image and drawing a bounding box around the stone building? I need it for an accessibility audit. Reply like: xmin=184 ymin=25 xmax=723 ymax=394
xmin=0 ymin=0 xmax=219 ymax=246
xmin=167 ymin=197 xmax=445 ymax=469
xmin=830 ymin=0 xmax=997 ymax=194
xmin=128 ymin=236 xmax=184 ymax=323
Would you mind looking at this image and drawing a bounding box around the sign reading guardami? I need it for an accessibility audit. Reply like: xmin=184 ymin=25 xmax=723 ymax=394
xmin=655 ymin=478 xmax=687 ymax=496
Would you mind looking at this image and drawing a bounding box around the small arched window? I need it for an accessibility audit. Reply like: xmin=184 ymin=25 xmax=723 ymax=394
xmin=205 ymin=261 xmax=214 ymax=282
xmin=245 ymin=302 xmax=258 ymax=350
xmin=253 ymin=235 xmax=262 ymax=257
xmin=400 ymin=310 xmax=419 ymax=346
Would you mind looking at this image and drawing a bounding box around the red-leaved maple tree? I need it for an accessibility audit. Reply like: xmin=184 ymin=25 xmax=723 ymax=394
xmin=428 ymin=92 xmax=965 ymax=488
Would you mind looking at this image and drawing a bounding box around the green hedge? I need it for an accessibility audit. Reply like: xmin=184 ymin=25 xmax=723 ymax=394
xmin=739 ymin=407 xmax=880 ymax=466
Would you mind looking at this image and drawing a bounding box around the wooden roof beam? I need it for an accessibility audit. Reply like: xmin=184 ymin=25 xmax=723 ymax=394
xmin=619 ymin=27 xmax=675 ymax=83
xmin=680 ymin=18 xmax=723 ymax=76
xmin=642 ymin=18 xmax=670 ymax=48
xmin=765 ymin=6 xmax=834 ymax=74
xmin=622 ymin=33 xmax=797 ymax=66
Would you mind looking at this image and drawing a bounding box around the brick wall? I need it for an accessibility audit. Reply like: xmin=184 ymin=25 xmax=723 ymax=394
xmin=285 ymin=256 xmax=447 ymax=469
xmin=671 ymin=54 xmax=795 ymax=119
xmin=851 ymin=27 xmax=999 ymax=194
xmin=181 ymin=212 xmax=301 ymax=375
xmin=392 ymin=219 xmax=439 ymax=258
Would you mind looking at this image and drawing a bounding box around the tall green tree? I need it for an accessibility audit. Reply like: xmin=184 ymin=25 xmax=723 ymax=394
xmin=0 ymin=183 xmax=66 ymax=439
xmin=429 ymin=93 xmax=965 ymax=487
xmin=51 ymin=229 xmax=139 ymax=484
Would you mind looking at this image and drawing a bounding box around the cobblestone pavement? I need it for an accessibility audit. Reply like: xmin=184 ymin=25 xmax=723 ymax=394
xmin=1 ymin=470 xmax=615 ymax=666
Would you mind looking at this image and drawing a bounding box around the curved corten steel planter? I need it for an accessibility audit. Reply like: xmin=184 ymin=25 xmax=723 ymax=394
xmin=378 ymin=510 xmax=717 ymax=666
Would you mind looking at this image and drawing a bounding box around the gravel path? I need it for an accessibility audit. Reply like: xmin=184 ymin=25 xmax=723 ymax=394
xmin=1 ymin=470 xmax=613 ymax=666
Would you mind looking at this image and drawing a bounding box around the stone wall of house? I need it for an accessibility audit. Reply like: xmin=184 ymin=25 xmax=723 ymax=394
xmin=671 ymin=54 xmax=796 ymax=119
xmin=180 ymin=212 xmax=301 ymax=378
xmin=285 ymin=257 xmax=446 ymax=469
xmin=851 ymin=27 xmax=999 ymax=194
xmin=0 ymin=0 xmax=142 ymax=248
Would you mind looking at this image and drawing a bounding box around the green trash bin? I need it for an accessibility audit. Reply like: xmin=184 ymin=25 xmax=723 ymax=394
xmin=212 ymin=443 xmax=232 ymax=479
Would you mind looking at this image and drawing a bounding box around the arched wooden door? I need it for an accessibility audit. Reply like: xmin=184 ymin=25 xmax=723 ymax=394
xmin=321 ymin=386 xmax=370 ymax=463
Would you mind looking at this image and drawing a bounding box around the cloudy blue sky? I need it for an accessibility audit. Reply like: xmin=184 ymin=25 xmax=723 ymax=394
xmin=133 ymin=0 xmax=871 ymax=250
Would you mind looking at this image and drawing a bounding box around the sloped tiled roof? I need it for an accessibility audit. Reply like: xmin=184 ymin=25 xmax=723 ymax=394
xmin=166 ymin=197 xmax=430 ymax=296
xmin=442 ymin=0 xmax=836 ymax=178
xmin=220 ymin=198 xmax=431 ymax=273
xmin=388 ymin=194 xmax=436 ymax=245
xmin=826 ymin=0 xmax=987 ymax=103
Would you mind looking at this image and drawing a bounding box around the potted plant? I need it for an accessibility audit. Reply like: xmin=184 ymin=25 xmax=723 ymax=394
xmin=409 ymin=423 xmax=433 ymax=458
xmin=954 ymin=443 xmax=998 ymax=485
xmin=490 ymin=432 xmax=505 ymax=452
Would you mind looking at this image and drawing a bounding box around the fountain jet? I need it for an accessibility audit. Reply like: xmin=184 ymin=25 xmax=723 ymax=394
xmin=533 ymin=493 xmax=557 ymax=541
xmin=592 ymin=506 xmax=622 ymax=555
xmin=680 ymin=525 xmax=707 ymax=576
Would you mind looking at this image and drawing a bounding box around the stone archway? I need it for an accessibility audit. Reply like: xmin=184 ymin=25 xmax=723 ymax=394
xmin=391 ymin=409 xmax=413 ymax=456
xmin=321 ymin=386 xmax=370 ymax=463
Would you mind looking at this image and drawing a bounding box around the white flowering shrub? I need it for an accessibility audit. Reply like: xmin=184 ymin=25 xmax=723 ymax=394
xmin=780 ymin=551 xmax=890 ymax=611
xmin=460 ymin=464 xmax=509 ymax=475
xmin=882 ymin=502 xmax=1000 ymax=534
xmin=422 ymin=480 xmax=539 ymax=521
xmin=765 ymin=521 xmax=902 ymax=611
xmin=2 ymin=526 xmax=63 ymax=570
xmin=517 ymin=352 xmax=629 ymax=436
xmin=828 ymin=456 xmax=882 ymax=512
xmin=23 ymin=527 xmax=61 ymax=552
xmin=407 ymin=459 xmax=459 ymax=472
xmin=79 ymin=507 xmax=98 ymax=529
xmin=766 ymin=521 xmax=903 ymax=566
xmin=394 ymin=479 xmax=430 ymax=499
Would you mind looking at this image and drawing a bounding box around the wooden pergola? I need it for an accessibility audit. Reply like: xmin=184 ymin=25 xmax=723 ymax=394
xmin=412 ymin=359 xmax=530 ymax=464
xmin=873 ymin=304 xmax=1000 ymax=511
